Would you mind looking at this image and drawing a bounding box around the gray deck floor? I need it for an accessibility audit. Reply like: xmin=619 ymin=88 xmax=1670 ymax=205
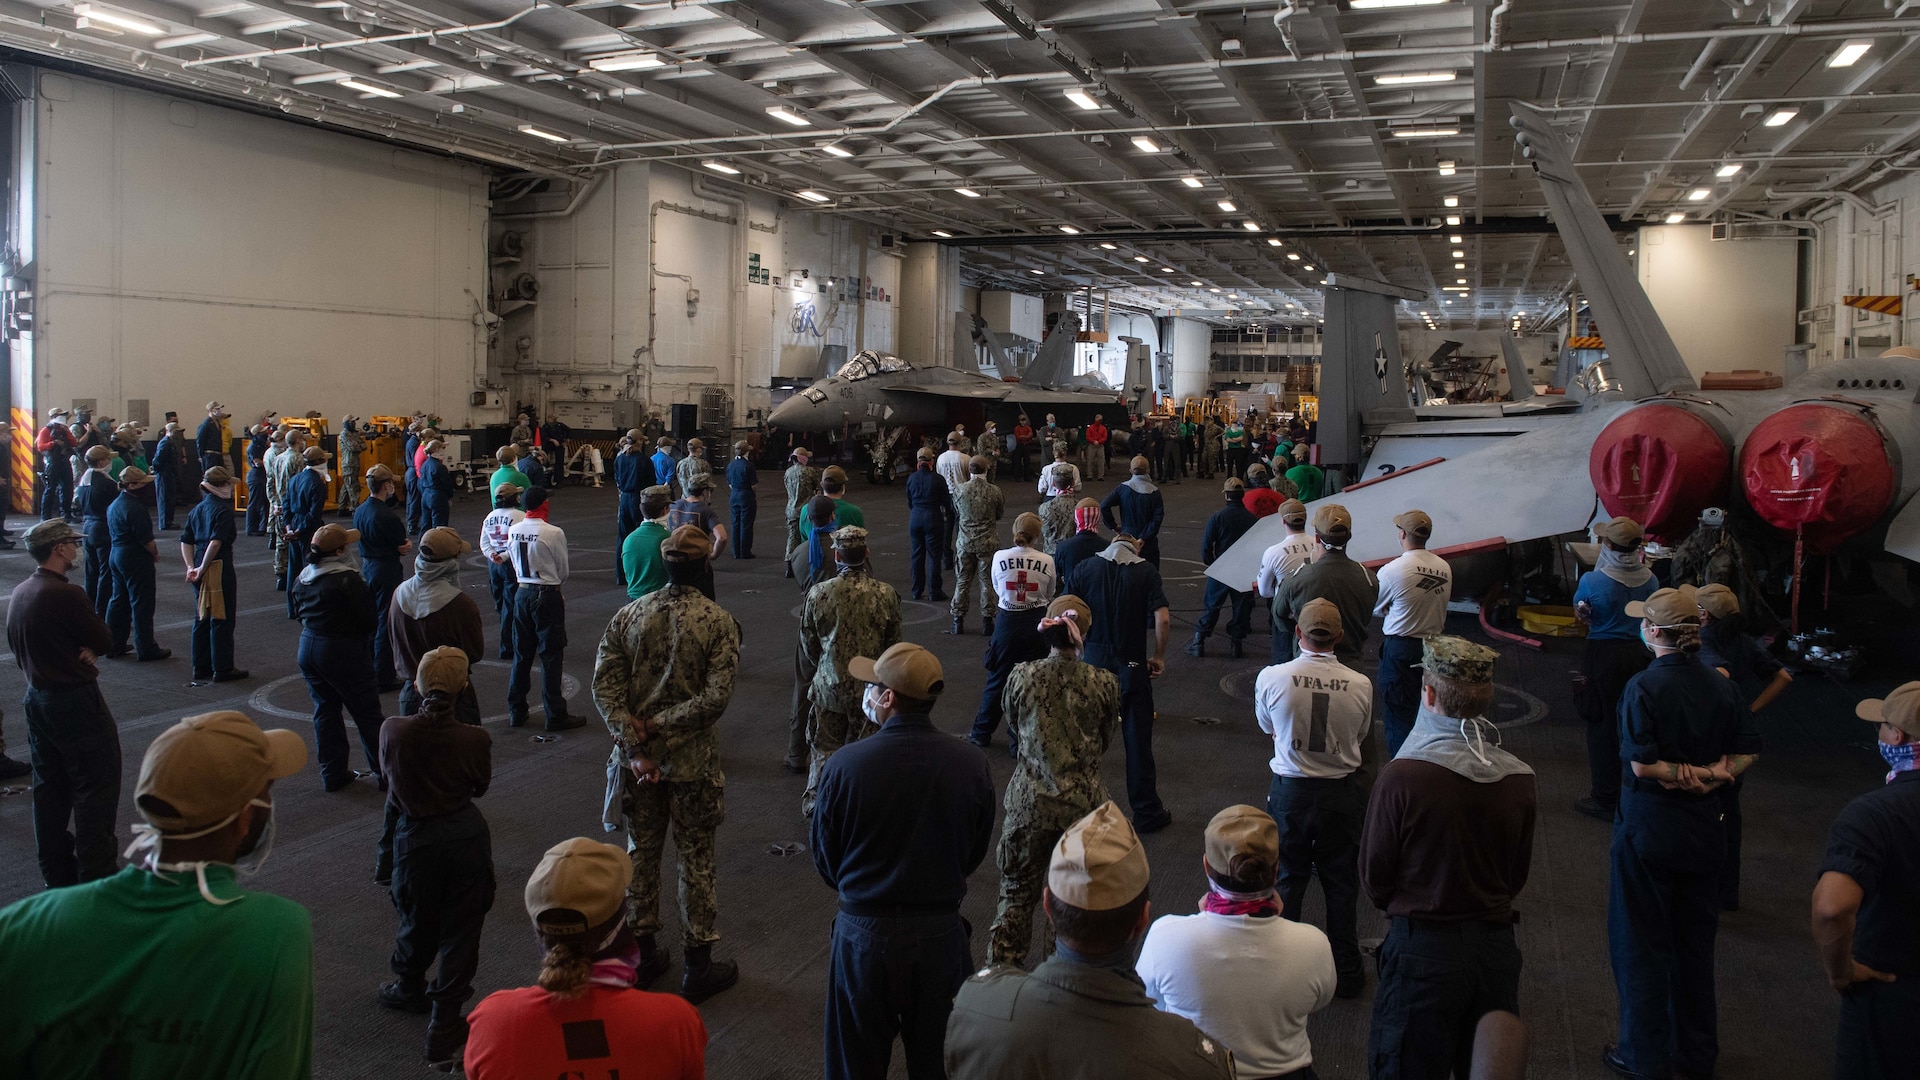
xmin=0 ymin=470 xmax=1892 ymax=1079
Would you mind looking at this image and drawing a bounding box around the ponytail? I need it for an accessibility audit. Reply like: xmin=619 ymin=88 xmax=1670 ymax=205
xmin=423 ymin=688 xmax=457 ymax=723
xmin=535 ymin=940 xmax=592 ymax=997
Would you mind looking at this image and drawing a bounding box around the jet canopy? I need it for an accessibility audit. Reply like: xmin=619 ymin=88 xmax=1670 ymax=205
xmin=835 ymin=351 xmax=913 ymax=382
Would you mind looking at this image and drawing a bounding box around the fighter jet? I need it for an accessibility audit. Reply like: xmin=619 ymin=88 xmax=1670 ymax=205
xmin=766 ymin=312 xmax=1127 ymax=434
xmin=1210 ymin=101 xmax=1920 ymax=632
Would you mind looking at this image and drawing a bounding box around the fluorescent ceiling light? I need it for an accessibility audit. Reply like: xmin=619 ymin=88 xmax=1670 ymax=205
xmin=1267 ymin=238 xmax=1283 ymax=247
xmin=1665 ymin=212 xmax=1686 ymax=223
xmin=1242 ymin=221 xmax=1260 ymax=231
xmin=931 ymin=230 xmax=952 ymax=238
xmin=955 ymin=187 xmax=981 ymax=198
xmin=819 ymin=143 xmax=854 ymax=159
xmin=1443 ymin=195 xmax=1459 ymax=208
xmin=1209 ymin=287 xmax=1222 ymax=293
xmin=1302 ymin=264 xmax=1315 ymax=272
xmin=1445 ymin=215 xmax=1461 ymax=226
xmin=1134 ymin=255 xmax=1149 ymax=263
xmin=1391 ymin=127 xmax=1459 ymax=139
xmin=1064 ymin=89 xmax=1101 ymax=111
xmin=1457 ymin=277 xmax=1468 ymax=284
xmin=702 ymin=160 xmax=740 ymax=175
xmin=1160 ymin=267 xmax=1175 ymax=273
xmin=1375 ymin=72 xmax=1457 ymax=86
xmin=589 ymin=52 xmax=664 ymax=72
xmin=1286 ymin=253 xmax=1300 ymax=261
xmin=338 ymin=78 xmax=401 ymax=98
xmin=155 ymin=31 xmax=218 ymax=48
xmin=1029 ymin=268 xmax=1045 ymax=275
xmin=1217 ymin=200 xmax=1237 ymax=212
xmin=1454 ymin=262 xmax=1465 ymax=269
xmin=1181 ymin=176 xmax=1204 ymax=188
xmin=1058 ymin=225 xmax=1080 ymax=235
xmin=1191 ymin=280 xmax=1204 ymax=287
xmin=519 ymin=125 xmax=570 ymax=144
xmin=1099 ymin=242 xmax=1118 ymax=250
xmin=1687 ymin=188 xmax=1710 ymax=201
xmin=241 ymin=17 xmax=306 ymax=34
xmin=1451 ymin=249 xmax=1465 ymax=258
xmin=797 ymin=189 xmax=831 ymax=203
xmin=1350 ymin=0 xmax=1449 ymax=8
xmin=1437 ymin=160 xmax=1456 ymax=176
xmin=1449 ymin=234 xmax=1463 ymax=243
xmin=289 ymin=71 xmax=349 ymax=85
xmin=1827 ymin=40 xmax=1872 ymax=69
xmin=1764 ymin=108 xmax=1798 ymax=127
xmin=766 ymin=106 xmax=811 ymax=127
xmin=1716 ymin=163 xmax=1744 ymax=178
xmin=75 ymin=5 xmax=165 ymax=34
xmin=1131 ymin=135 xmax=1161 ymax=153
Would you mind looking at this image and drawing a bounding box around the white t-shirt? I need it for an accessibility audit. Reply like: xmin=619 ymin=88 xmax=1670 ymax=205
xmin=480 ymin=507 xmax=525 ymax=561
xmin=1137 ymin=910 xmax=1337 ymax=1077
xmin=1255 ymin=531 xmax=1317 ymax=597
xmin=1374 ymin=548 xmax=1453 ymax=638
xmin=1039 ymin=461 xmax=1081 ymax=497
xmin=1255 ymin=650 xmax=1373 ymax=779
xmin=936 ymin=449 xmax=971 ymax=494
xmin=989 ymin=545 xmax=1056 ymax=611
xmin=508 ymin=517 xmax=569 ymax=586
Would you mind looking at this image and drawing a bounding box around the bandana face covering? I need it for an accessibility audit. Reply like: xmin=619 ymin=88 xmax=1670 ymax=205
xmin=1199 ymin=882 xmax=1280 ymax=918
xmin=1879 ymin=739 xmax=1917 ymax=783
xmin=587 ymin=920 xmax=638 ymax=990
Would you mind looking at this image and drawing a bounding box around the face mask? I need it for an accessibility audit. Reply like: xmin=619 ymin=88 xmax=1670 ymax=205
xmin=861 ymin=684 xmax=887 ymax=729
xmin=124 ymin=797 xmax=273 ymax=906
xmin=1879 ymin=739 xmax=1917 ymax=781
xmin=1640 ymin=624 xmax=1658 ymax=654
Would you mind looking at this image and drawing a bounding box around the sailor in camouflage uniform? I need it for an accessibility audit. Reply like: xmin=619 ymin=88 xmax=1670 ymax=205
xmin=986 ymin=594 xmax=1121 ymax=966
xmin=335 ymin=418 xmax=365 ymax=516
xmin=1038 ymin=475 xmax=1078 ymax=554
xmin=782 ymin=447 xmax=819 ymax=577
xmin=267 ymin=426 xmax=307 ymax=589
xmin=591 ymin=523 xmax=743 ymax=1003
xmin=948 ymin=455 xmax=1005 ymax=636
xmin=799 ymin=526 xmax=904 ymax=816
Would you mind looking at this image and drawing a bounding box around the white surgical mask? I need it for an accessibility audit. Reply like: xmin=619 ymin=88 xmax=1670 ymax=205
xmin=124 ymin=797 xmax=275 ymax=906
xmin=861 ymin=684 xmax=887 ymax=729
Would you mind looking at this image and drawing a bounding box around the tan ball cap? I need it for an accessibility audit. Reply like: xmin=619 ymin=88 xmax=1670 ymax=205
xmin=311 ymin=523 xmax=361 ymax=554
xmin=525 ymin=838 xmax=634 ymax=936
xmin=1625 ymin=585 xmax=1700 ymax=627
xmin=1279 ymin=498 xmax=1308 ymax=523
xmin=415 ymin=646 xmax=471 ymax=695
xmin=202 ymin=466 xmax=234 ymax=488
xmin=1695 ymin=583 xmax=1739 ymax=620
xmin=1130 ymin=454 xmax=1150 ymax=473
xmin=1595 ymin=517 xmax=1645 ymax=547
xmin=419 ymin=527 xmax=471 ymax=561
xmin=1313 ymin=503 xmax=1353 ymax=538
xmin=118 ymin=467 xmax=152 ymax=489
xmin=136 ymin=711 xmax=307 ymax=834
xmin=1394 ymin=509 xmax=1433 ymax=540
xmin=1204 ymin=805 xmax=1279 ymax=878
xmin=848 ymin=641 xmax=945 ymax=699
xmin=1298 ymin=597 xmax=1342 ymax=644
xmin=1857 ymin=682 xmax=1920 ymax=739
xmin=661 ymin=523 xmax=712 ymax=562
xmin=1048 ymin=801 xmax=1150 ymax=911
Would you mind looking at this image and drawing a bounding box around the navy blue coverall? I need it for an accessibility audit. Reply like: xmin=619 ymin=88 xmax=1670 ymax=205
xmin=105 ymin=491 xmax=162 ymax=659
xmin=74 ymin=474 xmax=116 ymax=618
xmin=355 ymin=494 xmax=409 ymax=689
xmin=151 ymin=435 xmax=181 ymax=531
xmin=612 ymin=449 xmax=647 ymax=588
xmin=180 ymin=490 xmax=239 ymax=679
xmin=903 ymin=465 xmax=948 ymax=600
xmin=1070 ymin=554 xmax=1171 ymax=827
xmin=1099 ymin=480 xmax=1166 ymax=567
xmin=283 ymin=467 xmax=329 ymax=616
xmin=419 ymin=456 xmax=452 ymax=530
xmin=727 ymin=456 xmax=759 ymax=559
xmin=1194 ymin=498 xmax=1258 ymax=647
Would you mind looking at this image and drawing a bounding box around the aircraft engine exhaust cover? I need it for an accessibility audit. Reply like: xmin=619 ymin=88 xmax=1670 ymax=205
xmin=1588 ymin=403 xmax=1731 ymax=542
xmin=1739 ymin=403 xmax=1899 ymax=552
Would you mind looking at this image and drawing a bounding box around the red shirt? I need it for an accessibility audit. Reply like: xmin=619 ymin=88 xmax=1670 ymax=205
xmin=1086 ymin=422 xmax=1109 ymax=446
xmin=464 ymin=985 xmax=706 ymax=1080
xmin=1243 ymin=489 xmax=1281 ymax=518
xmin=1014 ymin=424 xmax=1034 ymax=444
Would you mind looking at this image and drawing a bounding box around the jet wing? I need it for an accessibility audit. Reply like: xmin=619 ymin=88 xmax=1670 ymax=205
xmin=1002 ymin=387 xmax=1124 ymax=406
xmin=1208 ymin=405 xmax=1624 ymax=589
xmin=1886 ymin=493 xmax=1920 ymax=564
xmin=888 ymin=383 xmax=1017 ymax=401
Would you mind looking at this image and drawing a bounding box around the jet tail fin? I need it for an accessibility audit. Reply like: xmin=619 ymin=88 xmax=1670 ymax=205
xmin=1500 ymin=334 xmax=1535 ymax=400
xmin=1510 ymin=102 xmax=1696 ymax=400
xmin=1024 ymin=313 xmax=1080 ymax=387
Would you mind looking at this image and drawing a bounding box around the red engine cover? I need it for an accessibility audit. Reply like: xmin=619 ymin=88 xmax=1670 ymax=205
xmin=1588 ymin=403 xmax=1731 ymax=542
xmin=1739 ymin=404 xmax=1898 ymax=551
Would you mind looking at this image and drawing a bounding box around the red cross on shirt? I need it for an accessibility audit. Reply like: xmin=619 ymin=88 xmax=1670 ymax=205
xmin=1004 ymin=571 xmax=1040 ymax=603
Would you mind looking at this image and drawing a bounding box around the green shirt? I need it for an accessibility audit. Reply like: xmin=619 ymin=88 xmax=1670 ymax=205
xmin=621 ymin=519 xmax=671 ymax=600
xmin=802 ymin=498 xmax=866 ymax=541
xmin=489 ymin=465 xmax=532 ymax=499
xmin=0 ymin=864 xmax=314 ymax=1079
xmin=1285 ymin=462 xmax=1326 ymax=502
xmin=1223 ymin=424 xmax=1246 ymax=449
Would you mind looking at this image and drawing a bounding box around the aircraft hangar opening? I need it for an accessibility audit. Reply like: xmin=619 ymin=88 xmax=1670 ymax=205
xmin=0 ymin=1 xmax=1915 ymax=1077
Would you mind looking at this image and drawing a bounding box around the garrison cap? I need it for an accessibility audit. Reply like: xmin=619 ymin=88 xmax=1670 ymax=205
xmin=1048 ymin=802 xmax=1149 ymax=911
xmin=1419 ymin=635 xmax=1498 ymax=685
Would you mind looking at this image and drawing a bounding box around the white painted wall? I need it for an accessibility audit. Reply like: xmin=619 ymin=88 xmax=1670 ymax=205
xmin=1636 ymin=223 xmax=1797 ymax=379
xmin=34 ymin=72 xmax=488 ymax=427
xmin=1801 ymin=170 xmax=1920 ymax=365
xmin=1170 ymin=317 xmax=1211 ymax=399
xmin=898 ymin=242 xmax=961 ymax=368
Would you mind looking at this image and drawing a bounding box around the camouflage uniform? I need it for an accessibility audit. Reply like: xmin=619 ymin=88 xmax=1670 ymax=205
xmin=336 ymin=426 xmax=365 ymax=514
xmin=592 ymin=584 xmax=742 ymax=949
xmin=677 ymin=452 xmax=713 ymax=496
xmin=798 ymin=566 xmax=903 ymax=815
xmin=1038 ymin=493 xmax=1076 ymax=555
xmin=783 ymin=461 xmax=820 ymax=558
xmin=1200 ymin=420 xmax=1222 ymax=479
xmin=986 ymin=653 xmax=1122 ymax=965
xmin=266 ymin=439 xmax=303 ymax=579
xmin=950 ymin=476 xmax=1005 ymax=620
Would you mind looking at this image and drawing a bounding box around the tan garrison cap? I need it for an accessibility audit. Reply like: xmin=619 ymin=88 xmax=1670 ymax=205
xmin=661 ymin=523 xmax=712 ymax=562
xmin=415 ymin=646 xmax=470 ymax=696
xmin=1047 ymin=593 xmax=1090 ymax=636
xmin=1048 ymin=802 xmax=1150 ymax=911
xmin=1314 ymin=503 xmax=1353 ymax=537
xmin=848 ymin=641 xmax=946 ymax=699
xmin=525 ymin=838 xmax=633 ymax=935
xmin=1595 ymin=517 xmax=1645 ymax=547
xmin=1858 ymin=682 xmax=1920 ymax=739
xmin=1420 ymin=635 xmax=1498 ymax=684
xmin=1695 ymin=583 xmax=1739 ymax=620
xmin=832 ymin=525 xmax=868 ymax=550
xmin=419 ymin=527 xmax=471 ymax=560
xmin=1279 ymin=498 xmax=1308 ymax=523
xmin=1204 ymin=805 xmax=1279 ymax=877
xmin=1299 ymin=597 xmax=1343 ymax=644
xmin=1394 ymin=509 xmax=1433 ymax=539
xmin=311 ymin=523 xmax=360 ymax=554
xmin=136 ymin=711 xmax=306 ymax=833
xmin=1626 ymin=586 xmax=1700 ymax=627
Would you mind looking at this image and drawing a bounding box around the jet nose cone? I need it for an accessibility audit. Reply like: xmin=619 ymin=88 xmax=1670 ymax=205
xmin=769 ymin=389 xmax=828 ymax=433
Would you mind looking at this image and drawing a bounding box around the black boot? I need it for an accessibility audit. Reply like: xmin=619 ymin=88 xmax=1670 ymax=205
xmin=680 ymin=943 xmax=739 ymax=1005
xmin=423 ymin=1004 xmax=469 ymax=1072
xmin=1185 ymin=633 xmax=1206 ymax=658
xmin=377 ymin=979 xmax=430 ymax=1014
xmin=982 ymin=614 xmax=995 ymax=637
xmin=1229 ymin=638 xmax=1245 ymax=659
xmin=947 ymin=616 xmax=964 ymax=636
xmin=635 ymin=932 xmax=672 ymax=989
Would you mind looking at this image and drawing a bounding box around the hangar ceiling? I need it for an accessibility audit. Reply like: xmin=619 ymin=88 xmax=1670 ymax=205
xmin=6 ymin=0 xmax=1920 ymax=330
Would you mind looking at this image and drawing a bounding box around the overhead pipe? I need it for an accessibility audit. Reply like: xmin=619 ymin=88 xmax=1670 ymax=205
xmin=1487 ymin=0 xmax=1513 ymax=50
xmin=494 ymin=174 xmax=603 ymax=219
xmin=1678 ymin=38 xmax=1723 ymax=90
xmin=180 ymin=4 xmax=538 ymax=68
xmin=691 ymin=175 xmax=751 ymax=423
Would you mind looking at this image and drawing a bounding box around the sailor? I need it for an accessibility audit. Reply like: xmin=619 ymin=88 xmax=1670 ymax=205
xmin=336 ymin=417 xmax=366 ymax=516
xmin=282 ymin=445 xmax=332 ymax=615
xmin=936 ymin=432 xmax=972 ymax=569
xmin=402 ymin=421 xmax=424 ymax=536
xmin=180 ymin=467 xmax=247 ymax=686
xmin=1375 ymin=510 xmax=1453 ymax=755
xmin=651 ymin=437 xmax=679 ymax=497
xmin=1270 ymin=505 xmax=1378 ymax=665
xmin=152 ymin=423 xmax=183 ymax=531
xmin=904 ymin=447 xmax=949 ymax=602
xmin=37 ymin=407 xmax=77 ymax=521
xmin=1188 ymin=478 xmax=1258 ymax=660
xmin=612 ymin=429 xmax=649 ymax=590
xmin=1604 ymin=587 xmax=1760 ymax=1080
xmin=268 ymin=427 xmax=309 ymax=592
xmin=1037 ymin=471 xmax=1078 ymax=554
xmin=1052 ymin=498 xmax=1105 ymax=589
xmin=1695 ymin=582 xmax=1791 ymax=912
xmin=1040 ymin=444 xmax=1081 ymax=501
xmin=1068 ymin=532 xmax=1172 ymax=834
xmin=104 ymin=468 xmax=169 ymax=662
xmin=1572 ymin=517 xmax=1658 ymax=822
xmin=783 ymin=447 xmax=820 ymax=577
xmin=949 ymin=455 xmax=1005 ymax=637
xmin=1255 ymin=498 xmax=1316 ymax=635
xmin=725 ymin=440 xmax=758 ymax=560
xmin=73 ymin=446 xmax=118 ymax=617
xmin=1099 ymin=456 xmax=1166 ymax=567
xmin=676 ymin=438 xmax=712 ymax=496
xmin=388 ymin=527 xmax=485 ymax=727
xmin=478 ymin=482 xmax=526 ymax=660
xmin=489 ymin=444 xmax=531 ymax=502
xmin=968 ymin=513 xmax=1056 ymax=755
xmin=196 ymin=401 xmax=229 ymax=473
xmin=291 ymin=522 xmax=386 ymax=791
xmin=1085 ymin=414 xmax=1110 ymax=481
xmin=243 ymin=418 xmax=272 ymax=536
xmin=507 ymin=487 xmax=580 ymax=731
xmin=418 ymin=439 xmax=453 ymax=530
xmin=619 ymin=486 xmax=675 ymax=602
xmin=355 ymin=464 xmax=412 ymax=692
xmin=798 ymin=526 xmax=903 ymax=817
